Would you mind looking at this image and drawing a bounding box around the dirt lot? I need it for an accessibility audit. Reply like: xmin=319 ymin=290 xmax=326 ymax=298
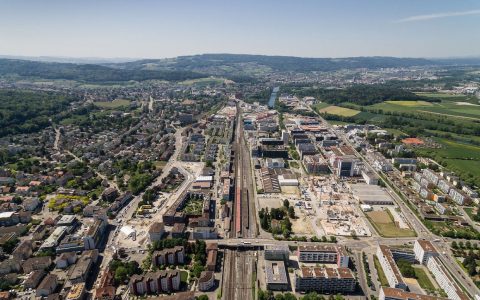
xmin=291 ymin=216 xmax=314 ymax=235
xmin=366 ymin=210 xmax=391 ymax=223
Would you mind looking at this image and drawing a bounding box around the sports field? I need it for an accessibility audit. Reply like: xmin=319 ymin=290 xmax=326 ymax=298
xmin=366 ymin=210 xmax=416 ymax=238
xmin=318 ymin=105 xmax=360 ymax=117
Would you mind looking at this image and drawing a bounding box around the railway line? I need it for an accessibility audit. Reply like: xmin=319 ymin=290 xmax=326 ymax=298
xmin=223 ymin=101 xmax=257 ymax=300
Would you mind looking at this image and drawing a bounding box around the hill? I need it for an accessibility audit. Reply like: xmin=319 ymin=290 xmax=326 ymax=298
xmin=110 ymin=54 xmax=435 ymax=76
xmin=0 ymin=59 xmax=205 ymax=83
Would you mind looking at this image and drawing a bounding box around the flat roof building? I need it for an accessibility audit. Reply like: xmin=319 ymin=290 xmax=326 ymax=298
xmin=265 ymin=260 xmax=289 ymax=291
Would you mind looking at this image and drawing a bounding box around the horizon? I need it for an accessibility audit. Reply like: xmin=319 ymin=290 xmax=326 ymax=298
xmin=1 ymin=0 xmax=480 ymax=59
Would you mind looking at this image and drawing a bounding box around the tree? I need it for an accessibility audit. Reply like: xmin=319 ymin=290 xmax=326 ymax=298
xmin=1 ymin=238 xmax=19 ymax=254
xmin=114 ymin=266 xmax=128 ymax=284
xmin=451 ymin=241 xmax=458 ymax=249
xmin=283 ymin=199 xmax=290 ymax=208
xmin=288 ymin=206 xmax=295 ymax=219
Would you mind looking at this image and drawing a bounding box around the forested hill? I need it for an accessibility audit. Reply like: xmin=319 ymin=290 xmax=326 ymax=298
xmin=0 ymin=59 xmax=205 ymax=82
xmin=112 ymin=54 xmax=435 ymax=74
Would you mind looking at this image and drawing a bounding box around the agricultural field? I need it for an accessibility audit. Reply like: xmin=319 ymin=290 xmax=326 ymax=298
xmin=318 ymin=105 xmax=360 ymax=117
xmin=415 ymin=138 xmax=480 ymax=187
xmin=385 ymin=100 xmax=434 ymax=107
xmin=370 ymin=96 xmax=480 ymax=119
xmin=94 ymin=98 xmax=131 ymax=108
xmin=366 ymin=210 xmax=416 ymax=238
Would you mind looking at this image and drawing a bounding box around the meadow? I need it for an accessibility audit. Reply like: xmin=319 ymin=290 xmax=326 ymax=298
xmin=94 ymin=98 xmax=131 ymax=108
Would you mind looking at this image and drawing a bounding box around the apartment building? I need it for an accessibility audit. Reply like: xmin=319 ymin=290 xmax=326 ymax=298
xmin=376 ymin=245 xmax=407 ymax=290
xmin=152 ymin=246 xmax=185 ymax=267
xmin=426 ymin=257 xmax=469 ymax=300
xmin=129 ymin=270 xmax=180 ymax=295
xmin=414 ymin=240 xmax=439 ymax=265
xmin=295 ymin=267 xmax=356 ymax=293
xmin=297 ymin=245 xmax=349 ymax=267
xmin=379 ymin=287 xmax=447 ymax=300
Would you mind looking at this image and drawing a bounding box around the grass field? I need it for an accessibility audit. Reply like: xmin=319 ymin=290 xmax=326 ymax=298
xmin=373 ymin=255 xmax=389 ymax=286
xmin=413 ymin=267 xmax=436 ymax=291
xmin=370 ymin=98 xmax=480 ymax=119
xmin=180 ymin=77 xmax=225 ymax=86
xmin=415 ymin=138 xmax=480 ymax=186
xmin=318 ymin=105 xmax=360 ymax=117
xmin=94 ymin=98 xmax=131 ymax=108
xmin=312 ymin=102 xmax=331 ymax=111
xmin=366 ymin=210 xmax=416 ymax=238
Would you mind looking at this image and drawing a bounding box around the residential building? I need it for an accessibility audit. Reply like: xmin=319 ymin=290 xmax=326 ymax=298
xmin=84 ymin=218 xmax=106 ymax=250
xmin=426 ymin=257 xmax=469 ymax=300
xmin=148 ymin=222 xmax=165 ymax=242
xmin=295 ymin=267 xmax=356 ymax=293
xmin=379 ymin=287 xmax=447 ymax=300
xmin=297 ymin=245 xmax=349 ymax=267
xmin=22 ymin=256 xmax=52 ymax=273
xmin=376 ymin=245 xmax=407 ymax=290
xmin=152 ymin=246 xmax=185 ymax=267
xmin=36 ymin=274 xmax=58 ymax=297
xmin=198 ymin=271 xmax=215 ymax=291
xmin=414 ymin=240 xmax=438 ymax=265
xmin=129 ymin=270 xmax=180 ymax=295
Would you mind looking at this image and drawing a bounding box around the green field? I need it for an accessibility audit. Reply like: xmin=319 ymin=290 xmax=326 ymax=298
xmin=180 ymin=77 xmax=225 ymax=86
xmin=319 ymin=105 xmax=360 ymax=117
xmin=415 ymin=138 xmax=480 ymax=187
xmin=413 ymin=267 xmax=436 ymax=291
xmin=312 ymin=102 xmax=331 ymax=111
xmin=366 ymin=210 xmax=416 ymax=238
xmin=370 ymin=98 xmax=480 ymax=120
xmin=94 ymin=98 xmax=131 ymax=108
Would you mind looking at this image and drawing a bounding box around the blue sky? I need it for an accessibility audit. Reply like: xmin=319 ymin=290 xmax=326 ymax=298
xmin=1 ymin=0 xmax=479 ymax=59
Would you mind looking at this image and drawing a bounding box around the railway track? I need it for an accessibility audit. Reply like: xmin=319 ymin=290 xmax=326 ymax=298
xmin=222 ymin=101 xmax=257 ymax=300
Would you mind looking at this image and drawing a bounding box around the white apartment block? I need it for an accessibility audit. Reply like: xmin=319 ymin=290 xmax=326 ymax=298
xmin=376 ymin=245 xmax=407 ymax=290
xmin=414 ymin=240 xmax=439 ymax=265
xmin=426 ymin=256 xmax=468 ymax=300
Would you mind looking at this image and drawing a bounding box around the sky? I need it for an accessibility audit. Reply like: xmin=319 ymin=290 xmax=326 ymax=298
xmin=0 ymin=0 xmax=479 ymax=59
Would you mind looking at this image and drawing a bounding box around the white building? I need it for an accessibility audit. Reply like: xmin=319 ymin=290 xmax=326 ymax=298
xmin=414 ymin=240 xmax=438 ymax=265
xmin=376 ymin=245 xmax=407 ymax=290
xmin=426 ymin=257 xmax=468 ymax=300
